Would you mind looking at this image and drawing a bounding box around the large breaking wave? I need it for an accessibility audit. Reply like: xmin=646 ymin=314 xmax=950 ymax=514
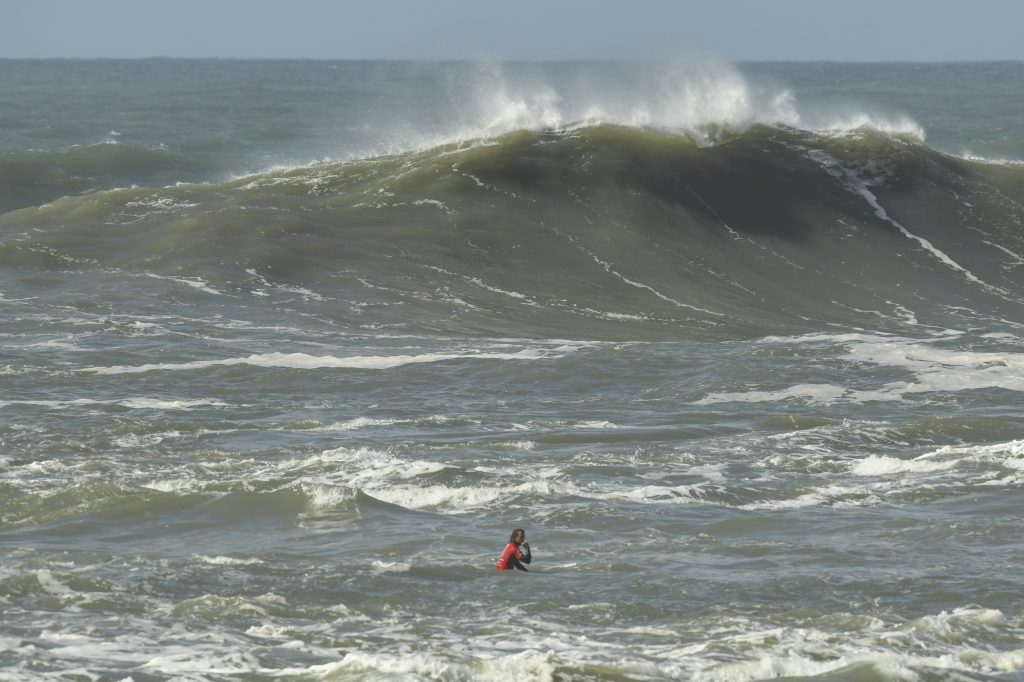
xmin=2 ymin=60 xmax=1022 ymax=340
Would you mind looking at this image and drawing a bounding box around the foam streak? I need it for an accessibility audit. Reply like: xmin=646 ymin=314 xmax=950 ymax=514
xmin=81 ymin=349 xmax=553 ymax=375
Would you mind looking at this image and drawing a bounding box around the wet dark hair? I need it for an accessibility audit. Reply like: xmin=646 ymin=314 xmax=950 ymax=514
xmin=510 ymin=528 xmax=525 ymax=544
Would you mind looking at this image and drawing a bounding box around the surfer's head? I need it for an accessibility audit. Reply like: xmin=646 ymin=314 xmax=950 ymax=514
xmin=510 ymin=528 xmax=525 ymax=545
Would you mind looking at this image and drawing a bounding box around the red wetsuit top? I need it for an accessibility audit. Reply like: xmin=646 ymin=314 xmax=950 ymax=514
xmin=496 ymin=542 xmax=531 ymax=571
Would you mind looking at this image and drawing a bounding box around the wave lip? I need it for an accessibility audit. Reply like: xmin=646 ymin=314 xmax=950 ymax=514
xmin=448 ymin=60 xmax=926 ymax=147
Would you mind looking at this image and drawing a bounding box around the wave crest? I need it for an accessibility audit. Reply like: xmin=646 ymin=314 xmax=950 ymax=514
xmin=433 ymin=59 xmax=924 ymax=147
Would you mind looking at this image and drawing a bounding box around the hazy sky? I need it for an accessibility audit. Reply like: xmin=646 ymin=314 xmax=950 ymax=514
xmin=4 ymin=0 xmax=1024 ymax=61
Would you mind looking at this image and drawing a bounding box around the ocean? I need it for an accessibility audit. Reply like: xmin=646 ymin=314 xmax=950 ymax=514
xmin=1 ymin=58 xmax=1023 ymax=681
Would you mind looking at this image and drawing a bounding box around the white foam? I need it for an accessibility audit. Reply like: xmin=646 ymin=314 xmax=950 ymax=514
xmin=842 ymin=337 xmax=1024 ymax=398
xmin=320 ymin=416 xmax=396 ymax=431
xmin=910 ymin=439 xmax=1024 ymax=482
xmin=363 ymin=483 xmax=505 ymax=511
xmin=121 ymin=398 xmax=228 ymax=410
xmin=254 ymin=603 xmax=1023 ymax=681
xmin=907 ymin=607 xmax=1007 ymax=640
xmin=326 ymin=602 xmax=370 ymax=620
xmin=303 ymin=447 xmax=587 ymax=511
xmin=571 ymin=420 xmax=619 ymax=429
xmin=585 ymin=248 xmax=723 ymax=316
xmin=694 ymin=608 xmax=1018 ymax=680
xmin=193 ymin=555 xmax=264 ymax=566
xmin=437 ymin=59 xmax=926 ymax=148
xmin=465 ymin=277 xmax=530 ymax=301
xmin=142 ymin=478 xmax=197 ymax=493
xmin=697 ymin=383 xmax=848 ymax=405
xmin=244 ymin=269 xmax=326 ymax=301
xmin=739 ymin=484 xmax=888 ymax=511
xmin=273 ymin=649 xmax=557 ymax=681
xmin=411 ymin=198 xmax=451 ymax=212
xmin=35 ymin=570 xmax=74 ymax=596
xmin=852 ymin=455 xmax=954 ymax=476
xmin=143 ymin=273 xmax=223 ymax=296
xmin=697 ymin=332 xmax=1024 ymax=405
xmin=289 ymin=414 xmax=482 ymax=433
xmin=960 ymin=646 xmax=1024 ymax=676
xmin=983 ymin=240 xmax=1024 ymax=265
xmin=698 ymin=651 xmax=882 ymax=682
xmin=124 ymin=196 xmax=197 ymax=212
xmin=581 ymin=308 xmax=652 ymax=321
xmin=620 ymin=484 xmax=702 ymax=503
xmin=495 ymin=440 xmax=536 ymax=450
xmin=27 ymin=338 xmax=83 ymax=351
xmin=0 ymin=398 xmax=99 ymax=410
xmin=332 ymin=59 xmax=861 ymax=159
xmin=315 ymin=447 xmax=451 ymax=480
xmin=809 ymin=150 xmax=1006 ymax=296
xmin=958 ymin=152 xmax=1024 ymax=166
xmin=38 ymin=630 xmax=154 ymax=667
xmin=140 ymin=649 xmax=261 ymax=675
xmin=808 ymin=112 xmax=925 ymax=140
xmin=753 ymin=438 xmax=1024 ymax=509
xmin=81 ymin=347 xmax=556 ymax=375
xmin=302 ymin=483 xmax=359 ymax=512
xmin=111 ymin=432 xmax=180 ymax=448
xmin=0 ymin=398 xmax=226 ymax=411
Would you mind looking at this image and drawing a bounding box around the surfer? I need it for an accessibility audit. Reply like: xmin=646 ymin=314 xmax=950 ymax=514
xmin=496 ymin=528 xmax=531 ymax=571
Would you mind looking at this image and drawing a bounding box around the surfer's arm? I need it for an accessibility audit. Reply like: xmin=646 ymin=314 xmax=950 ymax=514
xmin=511 ymin=544 xmax=531 ymax=571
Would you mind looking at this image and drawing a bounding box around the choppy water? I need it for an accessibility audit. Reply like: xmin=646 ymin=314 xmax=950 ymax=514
xmin=1 ymin=59 xmax=1023 ymax=681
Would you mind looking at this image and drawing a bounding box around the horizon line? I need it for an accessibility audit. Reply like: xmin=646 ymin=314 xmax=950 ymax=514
xmin=2 ymin=56 xmax=1023 ymax=64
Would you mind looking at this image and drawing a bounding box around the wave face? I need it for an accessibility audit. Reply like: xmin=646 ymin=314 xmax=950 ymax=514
xmin=3 ymin=124 xmax=1022 ymax=339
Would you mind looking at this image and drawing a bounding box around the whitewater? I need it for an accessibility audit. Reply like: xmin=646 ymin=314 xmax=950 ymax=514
xmin=1 ymin=58 xmax=1023 ymax=681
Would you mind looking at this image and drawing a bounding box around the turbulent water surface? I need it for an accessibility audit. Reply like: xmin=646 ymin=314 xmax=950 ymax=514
xmin=1 ymin=59 xmax=1023 ymax=681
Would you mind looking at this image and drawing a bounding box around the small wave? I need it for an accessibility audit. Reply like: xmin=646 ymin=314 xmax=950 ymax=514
xmin=697 ymin=383 xmax=849 ymax=406
xmin=740 ymin=437 xmax=1024 ymax=511
xmin=0 ymin=397 xmax=228 ymax=411
xmin=494 ymin=440 xmax=536 ymax=450
xmin=283 ymin=414 xmax=483 ymax=433
xmin=852 ymin=455 xmax=955 ymax=476
xmin=696 ymin=333 xmax=1024 ymax=404
xmin=111 ymin=432 xmax=181 ymax=448
xmin=315 ymin=416 xmax=397 ymax=432
xmin=192 ymin=555 xmax=264 ymax=566
xmin=274 ymin=649 xmax=557 ymax=681
xmin=301 ymin=483 xmax=360 ymax=513
xmin=260 ymin=606 xmax=1021 ymax=681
